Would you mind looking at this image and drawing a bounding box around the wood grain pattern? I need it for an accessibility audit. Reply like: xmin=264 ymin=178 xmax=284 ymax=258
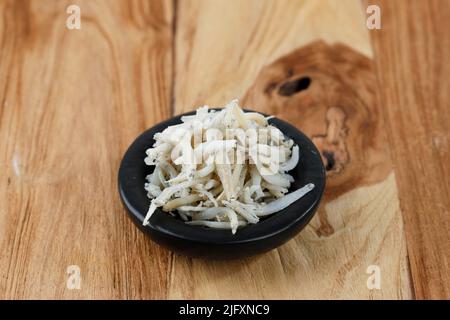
xmin=174 ymin=0 xmax=372 ymax=111
xmin=0 ymin=0 xmax=447 ymax=300
xmin=368 ymin=0 xmax=450 ymax=299
xmin=242 ymin=41 xmax=393 ymax=237
xmin=0 ymin=0 xmax=173 ymax=299
xmin=170 ymin=0 xmax=412 ymax=299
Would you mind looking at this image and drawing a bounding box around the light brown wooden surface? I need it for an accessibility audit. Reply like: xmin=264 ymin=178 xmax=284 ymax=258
xmin=170 ymin=0 xmax=411 ymax=300
xmin=0 ymin=0 xmax=447 ymax=299
xmin=368 ymin=0 xmax=450 ymax=299
xmin=0 ymin=0 xmax=174 ymax=299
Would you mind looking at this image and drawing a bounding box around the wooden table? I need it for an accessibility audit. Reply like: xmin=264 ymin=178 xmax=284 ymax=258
xmin=0 ymin=0 xmax=448 ymax=299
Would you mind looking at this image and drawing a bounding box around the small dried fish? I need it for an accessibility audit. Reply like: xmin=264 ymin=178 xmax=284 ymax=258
xmin=142 ymin=100 xmax=314 ymax=233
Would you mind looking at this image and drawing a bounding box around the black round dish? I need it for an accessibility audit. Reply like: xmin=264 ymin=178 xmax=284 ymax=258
xmin=118 ymin=110 xmax=326 ymax=259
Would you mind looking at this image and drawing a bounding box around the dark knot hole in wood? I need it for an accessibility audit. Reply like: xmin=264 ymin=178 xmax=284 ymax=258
xmin=278 ymin=76 xmax=311 ymax=96
xmin=322 ymin=150 xmax=335 ymax=171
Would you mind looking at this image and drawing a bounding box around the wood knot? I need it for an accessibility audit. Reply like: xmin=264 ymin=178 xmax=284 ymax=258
xmin=312 ymin=107 xmax=349 ymax=176
xmin=242 ymin=40 xmax=391 ymax=202
xmin=278 ymin=77 xmax=311 ymax=96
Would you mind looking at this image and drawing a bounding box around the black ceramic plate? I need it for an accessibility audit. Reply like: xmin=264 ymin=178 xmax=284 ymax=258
xmin=118 ymin=109 xmax=326 ymax=259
